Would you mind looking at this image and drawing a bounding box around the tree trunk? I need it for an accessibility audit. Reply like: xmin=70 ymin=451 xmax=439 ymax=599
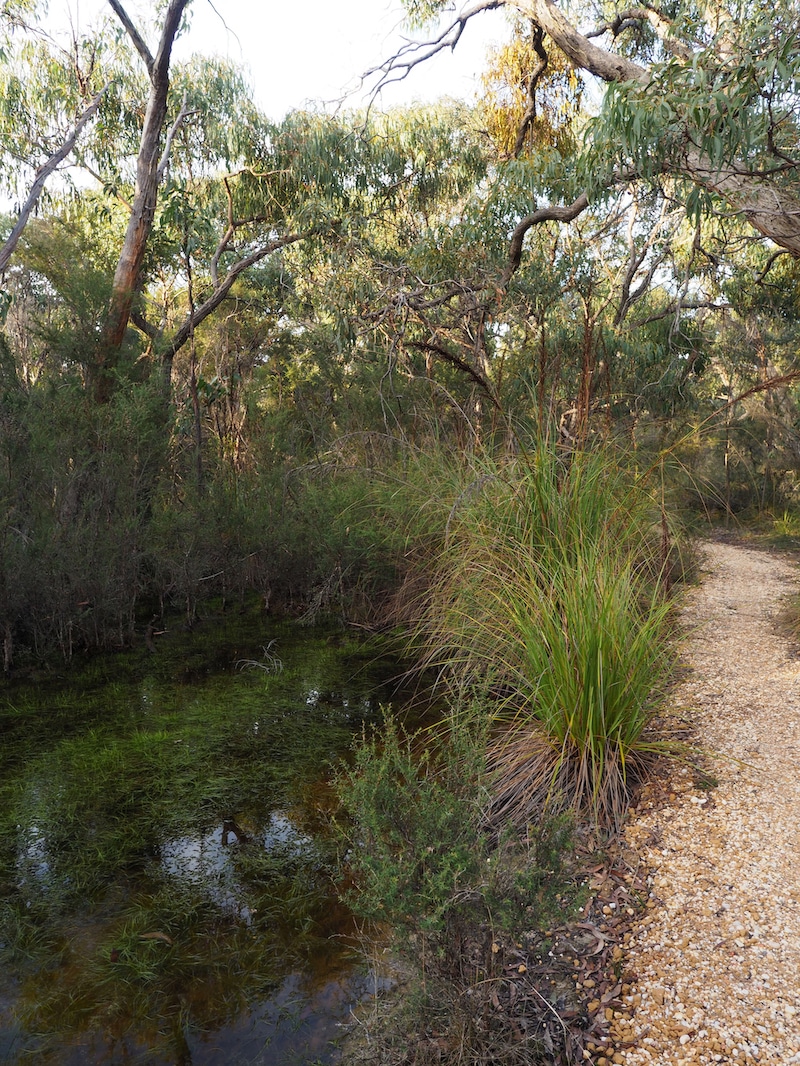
xmin=93 ymin=0 xmax=189 ymax=403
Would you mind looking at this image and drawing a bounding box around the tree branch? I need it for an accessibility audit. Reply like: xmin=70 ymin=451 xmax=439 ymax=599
xmin=164 ymin=223 xmax=336 ymax=361
xmin=406 ymin=339 xmax=501 ymax=408
xmin=514 ymin=0 xmax=800 ymax=256
xmin=630 ymin=299 xmax=732 ymax=330
xmin=513 ymin=25 xmax=548 ymax=158
xmin=151 ymin=0 xmax=188 ymax=82
xmin=106 ymin=0 xmax=154 ymax=75
xmin=754 ymin=248 xmax=791 ymax=286
xmin=512 ymin=0 xmax=647 ymax=84
xmin=364 ymin=0 xmax=502 ymax=97
xmin=130 ymin=306 xmax=160 ymax=340
xmin=501 ymin=192 xmax=590 ymax=285
xmin=0 ymin=83 xmax=108 ymax=277
xmin=585 ymin=6 xmax=694 ymax=60
xmin=210 ymin=178 xmax=236 ymax=289
xmin=156 ymin=94 xmax=196 ymax=183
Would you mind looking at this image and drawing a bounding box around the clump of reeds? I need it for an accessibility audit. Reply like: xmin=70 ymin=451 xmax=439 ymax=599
xmin=414 ymin=442 xmax=680 ymax=831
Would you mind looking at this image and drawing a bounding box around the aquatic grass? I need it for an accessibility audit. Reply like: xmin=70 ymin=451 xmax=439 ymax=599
xmin=1 ymin=620 xmax=408 ymax=1058
xmin=411 ymin=441 xmax=682 ymax=830
xmin=14 ymin=895 xmax=290 ymax=1062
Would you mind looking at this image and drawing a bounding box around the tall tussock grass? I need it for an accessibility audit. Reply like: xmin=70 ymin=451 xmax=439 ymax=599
xmin=407 ymin=441 xmax=681 ymax=831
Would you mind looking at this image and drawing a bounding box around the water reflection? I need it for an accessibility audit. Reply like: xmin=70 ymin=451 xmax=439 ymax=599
xmin=0 ymin=621 xmax=418 ymax=1064
xmin=17 ymin=822 xmax=50 ymax=888
xmin=159 ymin=812 xmax=315 ymax=923
xmin=263 ymin=811 xmax=313 ymax=856
xmin=194 ymin=969 xmax=394 ymax=1066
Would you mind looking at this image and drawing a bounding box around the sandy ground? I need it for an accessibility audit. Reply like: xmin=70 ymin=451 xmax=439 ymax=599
xmin=608 ymin=539 xmax=800 ymax=1065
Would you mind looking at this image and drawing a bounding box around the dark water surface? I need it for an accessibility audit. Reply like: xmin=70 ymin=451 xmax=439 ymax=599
xmin=0 ymin=616 xmax=414 ymax=1064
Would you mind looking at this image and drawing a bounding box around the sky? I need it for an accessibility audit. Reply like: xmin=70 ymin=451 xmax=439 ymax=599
xmin=57 ymin=0 xmax=511 ymax=118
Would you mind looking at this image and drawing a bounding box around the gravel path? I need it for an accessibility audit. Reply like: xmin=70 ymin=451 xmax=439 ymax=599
xmin=608 ymin=539 xmax=800 ymax=1065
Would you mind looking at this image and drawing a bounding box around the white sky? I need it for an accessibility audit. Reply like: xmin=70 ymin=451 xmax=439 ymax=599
xmin=56 ymin=0 xmax=512 ymax=118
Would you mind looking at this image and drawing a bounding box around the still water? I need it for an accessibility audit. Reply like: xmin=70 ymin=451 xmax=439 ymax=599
xmin=0 ymin=616 xmax=414 ymax=1064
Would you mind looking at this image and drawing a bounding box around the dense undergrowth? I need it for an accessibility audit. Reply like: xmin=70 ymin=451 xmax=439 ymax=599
xmin=0 ymin=381 xmax=719 ymax=1062
xmin=335 ymin=714 xmax=582 ymax=1066
xmin=330 ymin=439 xmax=694 ymax=1064
xmin=396 ymin=445 xmax=684 ymax=830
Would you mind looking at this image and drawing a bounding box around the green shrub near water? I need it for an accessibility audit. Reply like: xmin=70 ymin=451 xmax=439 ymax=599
xmin=334 ymin=712 xmax=580 ymax=1065
xmin=335 ymin=713 xmax=575 ymax=959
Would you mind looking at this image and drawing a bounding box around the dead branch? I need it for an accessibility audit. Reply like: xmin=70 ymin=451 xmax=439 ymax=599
xmin=364 ymin=0 xmax=502 ymax=98
xmin=513 ymin=24 xmax=549 ymax=159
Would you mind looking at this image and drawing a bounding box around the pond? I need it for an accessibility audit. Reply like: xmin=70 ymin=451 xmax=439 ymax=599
xmin=0 ymin=614 xmax=420 ymax=1064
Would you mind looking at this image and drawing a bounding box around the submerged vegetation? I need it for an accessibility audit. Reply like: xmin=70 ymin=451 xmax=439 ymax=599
xmin=0 ymin=621 xmax=409 ymax=1062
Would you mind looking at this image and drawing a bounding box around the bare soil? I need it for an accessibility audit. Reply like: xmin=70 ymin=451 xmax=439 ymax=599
xmin=606 ymin=538 xmax=800 ymax=1065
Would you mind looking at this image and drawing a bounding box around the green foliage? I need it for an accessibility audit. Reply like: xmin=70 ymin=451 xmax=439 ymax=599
xmin=589 ymin=4 xmax=800 ymax=211
xmin=401 ymin=0 xmax=451 ymax=31
xmin=336 ymin=714 xmax=485 ymax=938
xmin=335 ymin=713 xmax=575 ymax=952
xmin=0 ymin=371 xmax=167 ymax=660
xmin=480 ymin=24 xmax=584 ymax=158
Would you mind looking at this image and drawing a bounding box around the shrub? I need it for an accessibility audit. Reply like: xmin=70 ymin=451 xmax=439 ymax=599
xmin=334 ymin=712 xmax=581 ymax=1065
xmin=335 ymin=713 xmax=574 ymax=959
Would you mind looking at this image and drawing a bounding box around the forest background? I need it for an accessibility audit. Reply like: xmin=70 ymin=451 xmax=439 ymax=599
xmin=1 ymin=0 xmax=799 ymax=670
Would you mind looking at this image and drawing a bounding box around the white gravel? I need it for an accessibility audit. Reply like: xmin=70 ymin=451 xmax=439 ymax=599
xmin=610 ymin=539 xmax=800 ymax=1066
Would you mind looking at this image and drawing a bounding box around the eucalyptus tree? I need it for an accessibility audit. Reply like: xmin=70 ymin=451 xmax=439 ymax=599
xmin=0 ymin=1 xmax=121 ymax=276
xmin=94 ymin=0 xmax=190 ymax=401
xmin=362 ymin=0 xmax=800 ymax=444
xmin=384 ymin=0 xmax=800 ymax=266
xmin=176 ymin=101 xmax=494 ymax=458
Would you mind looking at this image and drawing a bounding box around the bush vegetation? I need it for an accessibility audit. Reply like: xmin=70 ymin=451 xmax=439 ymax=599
xmin=5 ymin=7 xmax=800 ymax=1059
xmin=375 ymin=442 xmax=682 ymax=830
xmin=335 ymin=713 xmax=581 ymax=1065
xmin=327 ymin=440 xmax=695 ymax=1060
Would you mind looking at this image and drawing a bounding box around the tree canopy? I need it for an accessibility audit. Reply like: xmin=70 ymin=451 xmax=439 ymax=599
xmin=1 ymin=0 xmax=800 ymax=661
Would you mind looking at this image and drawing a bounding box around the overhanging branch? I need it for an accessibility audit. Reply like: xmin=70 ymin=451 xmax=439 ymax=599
xmin=501 ymin=192 xmax=590 ymax=285
xmin=163 ymin=222 xmax=337 ymax=361
xmin=364 ymin=0 xmax=502 ymax=97
xmin=0 ymin=83 xmax=109 ymax=276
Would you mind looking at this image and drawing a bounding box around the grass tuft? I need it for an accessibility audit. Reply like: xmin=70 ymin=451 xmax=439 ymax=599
xmin=409 ymin=441 xmax=682 ymax=831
